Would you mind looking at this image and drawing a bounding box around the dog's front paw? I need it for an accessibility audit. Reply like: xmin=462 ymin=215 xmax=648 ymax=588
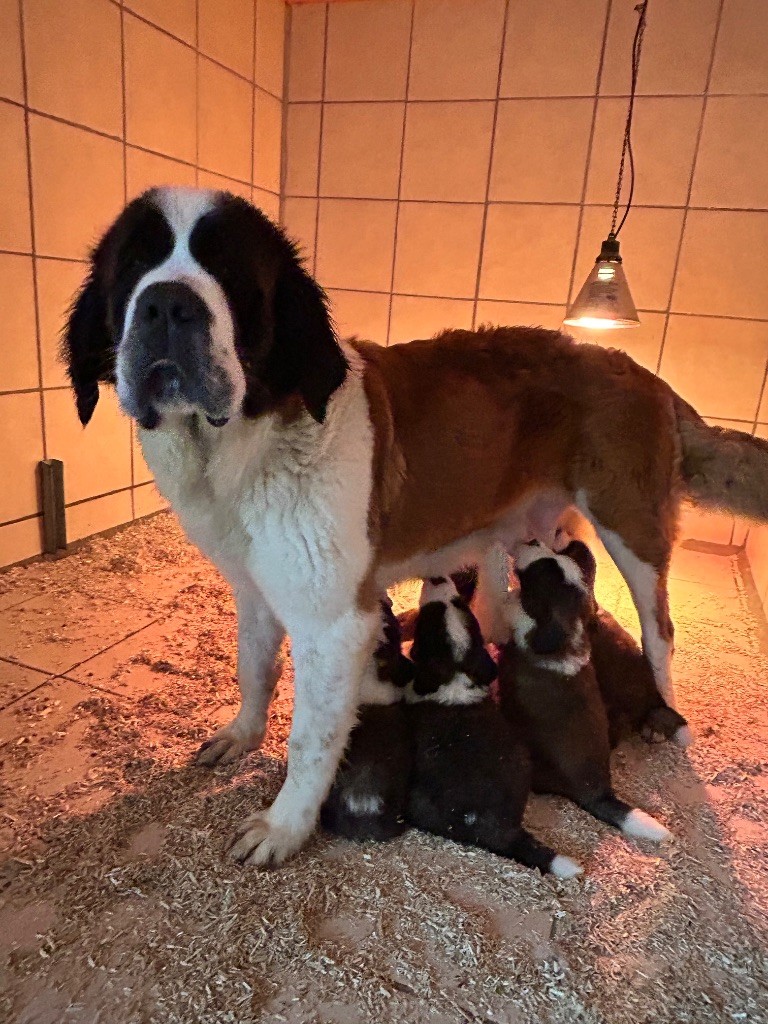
xmin=227 ymin=812 xmax=309 ymax=868
xmin=195 ymin=718 xmax=265 ymax=767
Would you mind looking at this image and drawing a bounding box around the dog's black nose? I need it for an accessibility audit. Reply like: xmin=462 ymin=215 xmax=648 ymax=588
xmin=134 ymin=281 xmax=210 ymax=331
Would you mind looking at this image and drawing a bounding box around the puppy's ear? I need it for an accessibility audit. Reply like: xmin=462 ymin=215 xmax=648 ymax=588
xmin=463 ymin=645 xmax=497 ymax=688
xmin=392 ymin=653 xmax=415 ymax=688
xmin=561 ymin=540 xmax=597 ymax=592
xmin=272 ymin=261 xmax=347 ymax=423
xmin=61 ymin=270 xmax=113 ymax=425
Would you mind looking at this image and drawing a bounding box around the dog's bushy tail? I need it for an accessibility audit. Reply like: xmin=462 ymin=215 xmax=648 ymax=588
xmin=677 ymin=396 xmax=768 ymax=522
xmin=506 ymin=829 xmax=582 ymax=878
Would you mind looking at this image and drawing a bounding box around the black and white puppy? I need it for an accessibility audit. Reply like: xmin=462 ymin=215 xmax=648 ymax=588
xmin=498 ymin=541 xmax=671 ymax=843
xmin=406 ymin=577 xmax=582 ymax=878
xmin=321 ymin=598 xmax=414 ymax=842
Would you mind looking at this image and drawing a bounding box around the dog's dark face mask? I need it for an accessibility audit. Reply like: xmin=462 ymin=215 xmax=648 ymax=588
xmin=61 ymin=187 xmax=347 ymax=431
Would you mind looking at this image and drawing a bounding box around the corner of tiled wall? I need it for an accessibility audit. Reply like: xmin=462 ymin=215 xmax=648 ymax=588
xmin=283 ymin=0 xmax=768 ymax=570
xmin=0 ymin=0 xmax=286 ymax=568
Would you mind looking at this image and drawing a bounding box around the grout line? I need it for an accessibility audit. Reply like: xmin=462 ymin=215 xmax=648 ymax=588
xmin=471 ymin=0 xmax=511 ymax=332
xmin=194 ymin=0 xmax=200 ymax=187
xmin=310 ymin=4 xmax=329 ymax=275
xmin=284 ymin=91 xmax=768 ymax=105
xmin=656 ymin=0 xmax=726 ymax=379
xmin=65 ymin=484 xmax=136 ymax=510
xmin=16 ymin=0 xmax=48 ymax=463
xmin=0 ymin=511 xmax=43 ymax=530
xmin=250 ymin=0 xmax=258 ymax=201
xmin=565 ymin=0 xmax=613 ymax=309
xmin=119 ymin=2 xmax=135 ymax=521
xmin=278 ymin=1 xmax=293 ymax=224
xmin=384 ymin=1 xmax=416 ymax=346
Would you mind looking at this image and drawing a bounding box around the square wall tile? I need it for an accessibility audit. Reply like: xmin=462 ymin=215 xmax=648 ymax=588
xmin=401 ymin=102 xmax=494 ymax=203
xmin=253 ymin=89 xmax=283 ymax=193
xmin=0 ymin=517 xmax=42 ymax=568
xmin=253 ymin=186 xmax=280 ymax=222
xmin=568 ymin=310 xmax=665 ymax=376
xmin=282 ymin=196 xmax=318 ymax=267
xmin=24 ymin=0 xmax=122 ymax=137
xmin=573 ymin=206 xmax=684 ymax=312
xmin=659 ymin=315 xmax=768 ymax=422
xmin=0 ymin=255 xmax=38 ymax=393
xmin=0 ymin=101 xmax=32 ymax=252
xmin=587 ymin=98 xmax=702 ymax=208
xmin=678 ymin=505 xmax=734 ymax=547
xmin=124 ymin=0 xmax=196 ymax=43
xmin=389 ymin=295 xmax=473 ymax=346
xmin=0 ymin=0 xmax=24 ymax=103
xmin=501 ymin=0 xmax=607 ymax=97
xmin=30 ymin=115 xmax=124 ymax=260
xmin=326 ymin=289 xmax=390 ymax=344
xmin=480 ymin=203 xmax=580 ymax=304
xmin=200 ymin=59 xmax=253 ymax=183
xmin=394 ymin=202 xmax=484 ymax=299
xmin=490 ymin=99 xmax=593 ymax=204
xmin=601 ymin=0 xmax=719 ymax=95
xmin=710 ymin=0 xmax=768 ymax=94
xmin=475 ymin=300 xmax=567 ymax=332
xmin=321 ymin=103 xmax=404 ymax=199
xmin=199 ymin=0 xmax=255 ymax=79
xmin=67 ymin=490 xmax=134 ymax=544
xmin=284 ymin=103 xmax=321 ymax=195
xmin=124 ymin=13 xmax=197 ymax=164
xmin=44 ymin=387 xmax=131 ymax=505
xmin=325 ymin=0 xmax=411 ymax=101
xmin=409 ymin=0 xmax=506 ymax=100
xmin=691 ymin=98 xmax=768 ymax=210
xmin=0 ymin=392 xmax=44 ymax=523
xmin=37 ymin=258 xmax=89 ymax=389
xmin=316 ymin=199 xmax=397 ymax=292
xmin=287 ymin=2 xmax=326 ymax=101
xmin=256 ymin=0 xmax=286 ymax=97
xmin=134 ymin=482 xmax=168 ymax=519
xmin=126 ymin=147 xmax=197 ymax=200
xmin=673 ymin=210 xmax=768 ymax=321
xmin=198 ymin=170 xmax=252 ymax=202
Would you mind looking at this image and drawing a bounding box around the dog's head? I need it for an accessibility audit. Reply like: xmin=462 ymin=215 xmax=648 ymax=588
xmin=511 ymin=540 xmax=596 ymax=665
xmin=61 ymin=187 xmax=347 ymax=431
xmin=408 ymin=576 xmax=497 ymax=701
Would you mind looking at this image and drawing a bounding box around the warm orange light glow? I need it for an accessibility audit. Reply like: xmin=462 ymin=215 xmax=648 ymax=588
xmin=563 ymin=315 xmax=638 ymax=329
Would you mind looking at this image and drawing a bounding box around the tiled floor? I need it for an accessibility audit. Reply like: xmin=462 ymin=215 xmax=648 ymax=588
xmin=1 ymin=514 xmax=767 ymax=1024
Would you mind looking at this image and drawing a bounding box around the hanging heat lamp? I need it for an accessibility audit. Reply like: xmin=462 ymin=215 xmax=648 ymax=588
xmin=564 ymin=1 xmax=648 ymax=330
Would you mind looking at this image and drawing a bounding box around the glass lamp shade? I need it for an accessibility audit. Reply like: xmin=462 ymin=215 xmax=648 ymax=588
xmin=563 ymin=235 xmax=640 ymax=329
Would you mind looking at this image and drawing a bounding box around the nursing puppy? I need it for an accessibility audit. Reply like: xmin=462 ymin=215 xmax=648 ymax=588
xmin=406 ymin=577 xmax=582 ymax=878
xmin=499 ymin=541 xmax=670 ymax=842
xmin=321 ymin=598 xmax=414 ymax=842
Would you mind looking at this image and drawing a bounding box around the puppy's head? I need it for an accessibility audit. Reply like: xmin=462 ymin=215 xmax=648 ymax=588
xmin=62 ymin=187 xmax=347 ymax=431
xmin=375 ymin=597 xmax=415 ymax=690
xmin=408 ymin=577 xmax=497 ymax=701
xmin=510 ymin=540 xmax=596 ymax=666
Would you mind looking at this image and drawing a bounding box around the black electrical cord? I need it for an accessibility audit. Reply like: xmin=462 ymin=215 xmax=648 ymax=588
xmin=611 ymin=1 xmax=648 ymax=239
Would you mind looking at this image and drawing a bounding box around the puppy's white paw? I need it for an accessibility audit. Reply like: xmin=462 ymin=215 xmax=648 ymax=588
xmin=673 ymin=724 xmax=694 ymax=749
xmin=228 ymin=812 xmax=308 ymax=868
xmin=195 ymin=719 xmax=265 ymax=767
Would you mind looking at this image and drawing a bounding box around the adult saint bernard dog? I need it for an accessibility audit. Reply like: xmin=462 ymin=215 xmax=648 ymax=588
xmin=62 ymin=188 xmax=768 ymax=867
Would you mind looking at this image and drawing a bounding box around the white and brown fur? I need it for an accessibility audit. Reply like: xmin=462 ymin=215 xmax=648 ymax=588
xmin=61 ymin=187 xmax=768 ymax=865
xmin=405 ymin=578 xmax=582 ymax=878
xmin=498 ymin=541 xmax=671 ymax=843
xmin=321 ymin=597 xmax=414 ymax=842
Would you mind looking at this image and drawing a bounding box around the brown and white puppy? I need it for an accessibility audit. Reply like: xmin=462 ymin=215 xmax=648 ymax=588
xmin=321 ymin=598 xmax=414 ymax=842
xmin=406 ymin=578 xmax=582 ymax=877
xmin=61 ymin=187 xmax=767 ymax=865
xmin=498 ymin=542 xmax=671 ymax=843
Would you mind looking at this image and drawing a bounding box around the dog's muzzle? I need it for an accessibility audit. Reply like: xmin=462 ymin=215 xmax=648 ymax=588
xmin=120 ymin=281 xmax=233 ymax=430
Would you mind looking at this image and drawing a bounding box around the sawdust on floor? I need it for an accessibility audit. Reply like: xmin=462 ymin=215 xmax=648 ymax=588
xmin=0 ymin=513 xmax=766 ymax=1024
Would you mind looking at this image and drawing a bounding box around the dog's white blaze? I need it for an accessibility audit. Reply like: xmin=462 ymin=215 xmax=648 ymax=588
xmin=406 ymin=672 xmax=484 ymax=706
xmin=343 ymin=792 xmax=383 ymax=816
xmin=550 ymin=854 xmax=583 ymax=879
xmin=621 ymin=808 xmax=671 ymax=842
xmin=116 ymin=188 xmax=246 ymax=420
xmin=419 ymin=578 xmax=472 ymax=660
xmin=514 ymin=541 xmax=587 ymax=593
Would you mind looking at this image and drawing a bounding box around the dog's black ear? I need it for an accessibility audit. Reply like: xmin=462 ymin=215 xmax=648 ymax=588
xmin=392 ymin=653 xmax=416 ymax=688
xmin=272 ymin=261 xmax=347 ymax=423
xmin=561 ymin=540 xmax=597 ymax=592
xmin=61 ymin=270 xmax=113 ymax=425
xmin=463 ymin=644 xmax=497 ymax=688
